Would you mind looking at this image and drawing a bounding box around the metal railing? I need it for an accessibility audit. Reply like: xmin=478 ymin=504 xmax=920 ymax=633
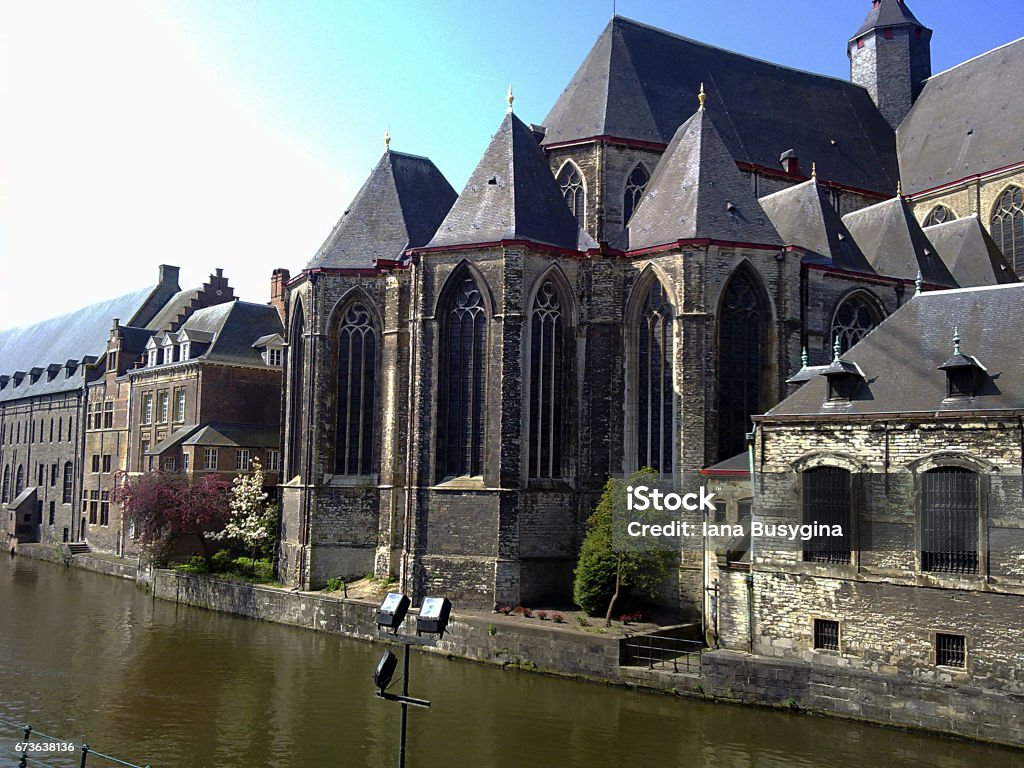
xmin=0 ymin=717 xmax=151 ymax=768
xmin=621 ymin=635 xmax=703 ymax=675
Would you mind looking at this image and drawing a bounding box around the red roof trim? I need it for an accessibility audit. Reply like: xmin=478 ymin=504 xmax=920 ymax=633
xmin=625 ymin=239 xmax=783 ymax=257
xmin=906 ymin=159 xmax=1024 ymax=199
xmin=409 ymin=239 xmax=598 ymax=259
xmin=699 ymin=468 xmax=750 ymax=477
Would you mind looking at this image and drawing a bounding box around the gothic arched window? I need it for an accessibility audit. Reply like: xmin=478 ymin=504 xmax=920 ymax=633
xmin=336 ymin=302 xmax=377 ymax=475
xmin=991 ymin=186 xmax=1024 ymax=274
xmin=15 ymin=464 xmax=24 ymax=496
xmin=1 ymin=465 xmax=9 ymax=503
xmin=623 ymin=164 xmax=650 ymax=223
xmin=637 ymin=281 xmax=674 ymax=474
xmin=921 ymin=467 xmax=978 ymax=574
xmin=717 ymin=271 xmax=768 ymax=462
xmin=923 ymin=205 xmax=955 ymax=227
xmin=557 ymin=164 xmax=585 ymax=227
xmin=439 ymin=277 xmax=487 ymax=479
xmin=831 ymin=294 xmax=882 ymax=354
xmin=802 ymin=467 xmax=852 ymax=563
xmin=529 ymin=280 xmax=565 ymax=479
xmin=287 ymin=302 xmax=306 ymax=479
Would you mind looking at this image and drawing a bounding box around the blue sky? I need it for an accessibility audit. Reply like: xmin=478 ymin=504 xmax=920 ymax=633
xmin=1 ymin=1 xmax=1022 ymax=329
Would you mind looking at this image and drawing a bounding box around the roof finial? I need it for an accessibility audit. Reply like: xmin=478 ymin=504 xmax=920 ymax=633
xmin=953 ymin=326 xmax=961 ymax=356
xmin=896 ymin=179 xmax=902 ymax=197
xmin=811 ymin=162 xmax=817 ymax=180
xmin=698 ymin=82 xmax=706 ymax=111
xmin=384 ymin=127 xmax=390 ymax=150
xmin=507 ymin=84 xmax=514 ymax=113
xmin=801 ymin=346 xmax=809 ymax=368
xmin=915 ymin=269 xmax=923 ymax=296
xmin=833 ymin=335 xmax=842 ymax=362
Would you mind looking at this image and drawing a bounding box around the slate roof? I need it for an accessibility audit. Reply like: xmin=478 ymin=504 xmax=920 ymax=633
xmin=759 ymin=180 xmax=875 ymax=273
xmin=852 ymin=0 xmax=927 ymax=39
xmin=764 ymin=283 xmax=1024 ymax=418
xmin=617 ymin=107 xmax=782 ymax=250
xmin=139 ymin=301 xmax=284 ymax=371
xmin=842 ymin=196 xmax=957 ymax=285
xmin=428 ymin=111 xmax=597 ymax=251
xmin=700 ymin=452 xmax=750 ymax=475
xmin=308 ymin=150 xmax=457 ymax=269
xmin=899 ymin=37 xmax=1024 ymax=195
xmin=541 ymin=17 xmax=899 ymax=195
xmin=923 ymin=217 xmax=1019 ymax=287
xmin=181 ymin=423 xmax=280 ymax=449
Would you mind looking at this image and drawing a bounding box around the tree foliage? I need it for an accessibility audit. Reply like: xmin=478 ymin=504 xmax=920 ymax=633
xmin=573 ymin=468 xmax=671 ymax=624
xmin=215 ymin=457 xmax=276 ymax=561
xmin=113 ymin=470 xmax=230 ymax=568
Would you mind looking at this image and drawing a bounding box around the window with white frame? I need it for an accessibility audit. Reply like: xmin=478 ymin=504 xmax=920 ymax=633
xmin=174 ymin=388 xmax=186 ymax=422
xmin=142 ymin=393 xmax=153 ymax=425
xmin=268 ymin=347 xmax=283 ymax=367
xmin=236 ymin=449 xmax=250 ymax=471
xmin=204 ymin=448 xmax=218 ymax=471
xmin=157 ymin=391 xmax=169 ymax=423
xmin=267 ymin=449 xmax=280 ymax=472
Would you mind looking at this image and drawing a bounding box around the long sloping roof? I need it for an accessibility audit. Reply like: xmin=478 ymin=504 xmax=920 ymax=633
xmin=759 ymin=179 xmax=874 ymax=273
xmin=617 ymin=107 xmax=782 ymax=250
xmin=766 ymin=283 xmax=1024 ymax=417
xmin=923 ymin=217 xmax=1020 ymax=287
xmin=541 ymin=16 xmax=898 ymax=195
xmin=308 ymin=150 xmax=457 ymax=269
xmin=899 ymin=37 xmax=1024 ymax=195
xmin=852 ymin=0 xmax=926 ymax=39
xmin=843 ymin=196 xmax=957 ymax=285
xmin=428 ymin=112 xmax=597 ymax=251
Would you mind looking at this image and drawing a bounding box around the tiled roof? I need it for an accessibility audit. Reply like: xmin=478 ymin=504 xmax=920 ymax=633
xmin=541 ymin=17 xmax=899 ymax=195
xmin=617 ymin=107 xmax=782 ymax=250
xmin=899 ymin=37 xmax=1024 ymax=195
xmin=308 ymin=150 xmax=457 ymax=269
xmin=428 ymin=111 xmax=597 ymax=251
xmin=852 ymin=0 xmax=926 ymax=39
xmin=842 ymin=196 xmax=957 ymax=285
xmin=759 ymin=179 xmax=875 ymax=273
xmin=923 ymin=217 xmax=1019 ymax=287
xmin=765 ymin=283 xmax=1024 ymax=417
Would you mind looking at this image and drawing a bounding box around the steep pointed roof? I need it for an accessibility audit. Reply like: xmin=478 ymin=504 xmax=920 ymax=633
xmin=759 ymin=179 xmax=874 ymax=273
xmin=923 ymin=217 xmax=1020 ymax=287
xmin=308 ymin=151 xmax=456 ymax=269
xmin=427 ymin=111 xmax=597 ymax=251
xmin=843 ymin=196 xmax=957 ymax=286
xmin=541 ymin=17 xmax=898 ymax=195
xmin=617 ymin=107 xmax=782 ymax=251
xmin=852 ymin=0 xmax=927 ymax=39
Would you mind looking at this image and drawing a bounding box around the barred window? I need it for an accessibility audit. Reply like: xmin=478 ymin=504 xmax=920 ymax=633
xmin=623 ymin=163 xmax=650 ymax=223
xmin=923 ymin=205 xmax=955 ymax=227
xmin=832 ymin=294 xmax=881 ymax=354
xmin=557 ymin=164 xmax=585 ymax=227
xmin=62 ymin=462 xmax=73 ymax=504
xmin=336 ymin=302 xmax=377 ymax=475
xmin=637 ymin=281 xmax=673 ymax=474
xmin=935 ymin=633 xmax=966 ymax=668
xmin=439 ymin=278 xmax=487 ymax=478
xmin=813 ymin=619 xmax=840 ymax=651
xmin=991 ymin=186 xmax=1024 ymax=274
xmin=921 ymin=467 xmax=978 ymax=574
xmin=802 ymin=467 xmax=852 ymax=563
xmin=529 ymin=281 xmax=565 ymax=478
xmin=717 ymin=271 xmax=767 ymax=462
xmin=287 ymin=303 xmax=306 ymax=478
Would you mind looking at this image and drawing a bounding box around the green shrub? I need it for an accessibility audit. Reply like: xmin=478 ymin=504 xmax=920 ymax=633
xmin=212 ymin=549 xmax=234 ymax=572
xmin=175 ymin=555 xmax=208 ymax=574
xmin=325 ymin=577 xmax=344 ymax=592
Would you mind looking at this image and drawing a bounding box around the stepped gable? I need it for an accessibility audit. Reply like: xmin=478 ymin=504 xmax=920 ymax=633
xmin=428 ymin=111 xmax=597 ymax=251
xmin=309 ymin=150 xmax=457 ymax=269
xmin=617 ymin=105 xmax=782 ymax=251
xmin=542 ymin=16 xmax=898 ymax=195
xmin=923 ymin=217 xmax=1020 ymax=287
xmin=759 ymin=178 xmax=874 ymax=273
xmin=843 ymin=195 xmax=957 ymax=286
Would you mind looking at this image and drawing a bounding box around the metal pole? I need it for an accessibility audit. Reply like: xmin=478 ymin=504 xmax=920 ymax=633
xmin=399 ymin=643 xmax=409 ymax=768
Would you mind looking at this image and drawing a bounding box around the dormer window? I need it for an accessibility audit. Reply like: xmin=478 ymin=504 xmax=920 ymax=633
xmin=939 ymin=329 xmax=986 ymax=400
xmin=820 ymin=339 xmax=865 ymax=405
xmin=268 ymin=347 xmax=282 ymax=367
xmin=148 ymin=349 xmax=159 ymax=367
xmin=180 ymin=342 xmax=190 ymax=360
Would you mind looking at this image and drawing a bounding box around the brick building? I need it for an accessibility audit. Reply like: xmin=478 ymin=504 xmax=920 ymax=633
xmin=713 ymin=283 xmax=1024 ymax=744
xmin=277 ymin=2 xmax=1022 ymax=608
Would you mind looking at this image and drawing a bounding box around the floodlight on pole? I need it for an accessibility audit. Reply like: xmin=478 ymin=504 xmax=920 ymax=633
xmin=376 ymin=592 xmax=411 ymax=633
xmin=416 ymin=597 xmax=452 ymax=638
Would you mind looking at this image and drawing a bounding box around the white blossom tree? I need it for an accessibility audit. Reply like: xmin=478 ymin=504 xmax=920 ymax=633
xmin=215 ymin=456 xmax=276 ymax=573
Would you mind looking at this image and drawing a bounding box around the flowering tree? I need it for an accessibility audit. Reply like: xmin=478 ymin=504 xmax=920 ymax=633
xmin=215 ymin=457 xmax=276 ymax=569
xmin=113 ymin=470 xmax=230 ymax=569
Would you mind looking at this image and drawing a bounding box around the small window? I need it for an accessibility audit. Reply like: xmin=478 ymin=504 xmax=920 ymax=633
xmin=142 ymin=394 xmax=154 ymax=425
xmin=935 ymin=633 xmax=966 ymax=668
xmin=48 ymin=501 xmax=55 ymax=525
xmin=923 ymin=205 xmax=955 ymax=227
xmin=180 ymin=342 xmax=191 ymax=360
xmin=100 ymin=491 xmax=109 ymax=526
xmin=237 ymin=449 xmax=251 ymax=471
xmin=157 ymin=391 xmax=169 ymax=424
xmin=204 ymin=448 xmax=219 ymax=471
xmin=50 ymin=463 xmax=57 ymax=487
xmin=89 ymin=490 xmax=99 ymax=524
xmin=268 ymin=347 xmax=282 ymax=367
xmin=267 ymin=449 xmax=280 ymax=473
xmin=91 ymin=454 xmax=100 ymax=473
xmin=139 ymin=440 xmax=151 ymax=472
xmin=103 ymin=401 xmax=114 ymax=429
xmin=182 ymin=453 xmax=190 ymax=473
xmin=814 ymin=619 xmax=840 ymax=651
xmin=62 ymin=462 xmax=73 ymax=503
xmin=102 ymin=455 xmax=111 ymax=474
xmin=174 ymin=388 xmax=186 ymax=422
xmin=162 ymin=457 xmax=176 ymax=472
xmin=883 ymin=28 xmax=894 ymax=40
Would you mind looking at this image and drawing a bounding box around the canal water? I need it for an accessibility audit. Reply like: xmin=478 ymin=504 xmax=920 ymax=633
xmin=0 ymin=555 xmax=1019 ymax=768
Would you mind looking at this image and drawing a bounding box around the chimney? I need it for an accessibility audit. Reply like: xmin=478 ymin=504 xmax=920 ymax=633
xmin=270 ymin=268 xmax=290 ymax=323
xmin=779 ymin=149 xmax=800 ymax=176
xmin=158 ymin=264 xmax=180 ymax=289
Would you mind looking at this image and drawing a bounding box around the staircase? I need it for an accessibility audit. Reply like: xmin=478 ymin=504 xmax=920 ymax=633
xmin=66 ymin=542 xmax=91 ymax=556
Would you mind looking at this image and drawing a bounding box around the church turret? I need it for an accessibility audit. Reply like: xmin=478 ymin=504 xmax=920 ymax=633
xmin=848 ymin=0 xmax=932 ymax=130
